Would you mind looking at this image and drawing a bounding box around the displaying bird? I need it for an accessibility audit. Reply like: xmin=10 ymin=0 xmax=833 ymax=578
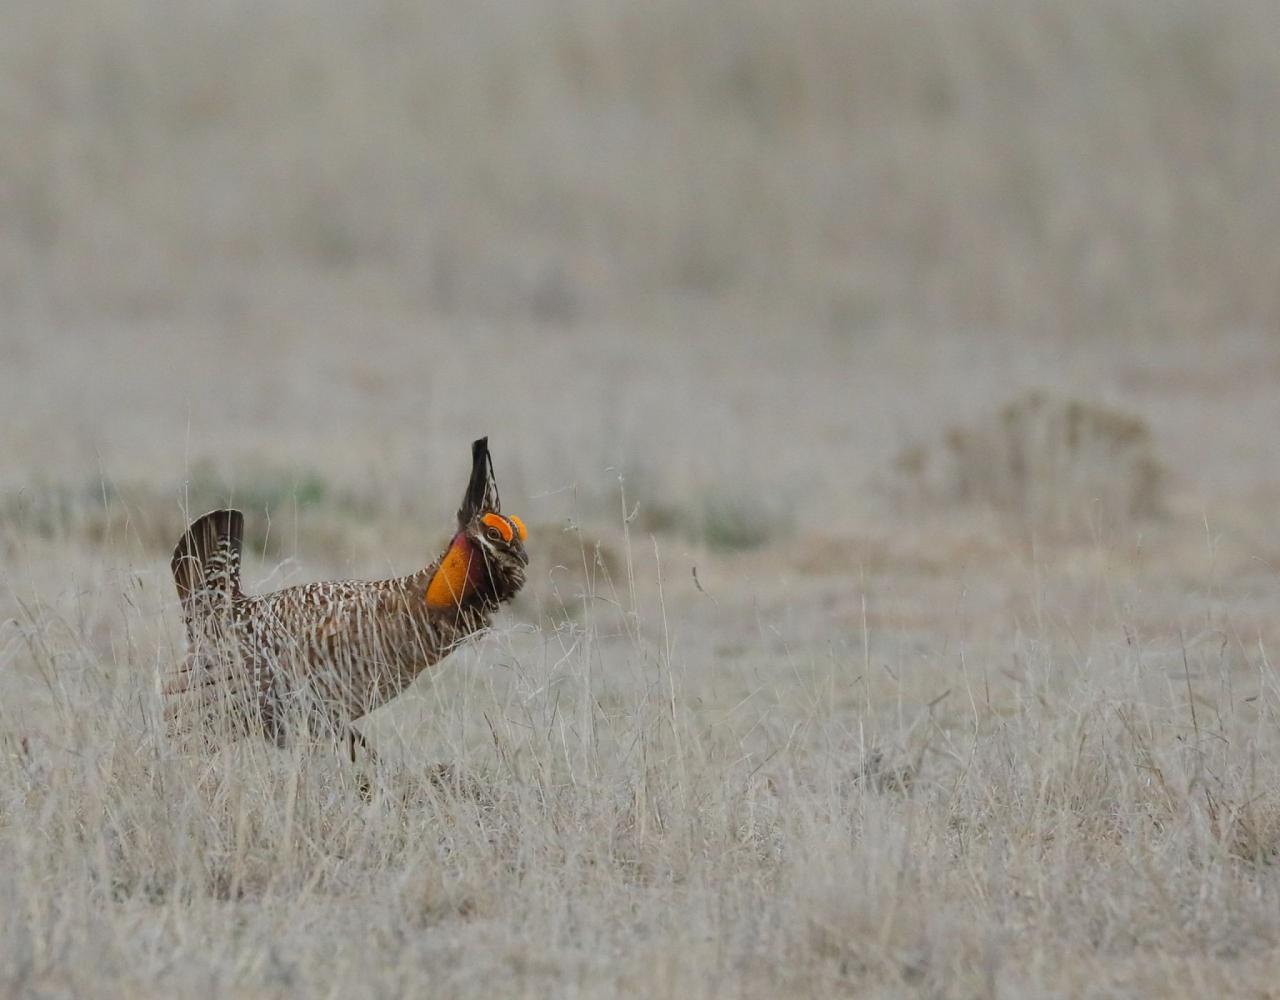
xmin=164 ymin=437 xmax=528 ymax=757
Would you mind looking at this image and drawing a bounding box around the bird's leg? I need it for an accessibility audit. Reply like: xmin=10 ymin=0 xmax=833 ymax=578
xmin=344 ymin=726 xmax=378 ymax=800
xmin=346 ymin=725 xmax=374 ymax=764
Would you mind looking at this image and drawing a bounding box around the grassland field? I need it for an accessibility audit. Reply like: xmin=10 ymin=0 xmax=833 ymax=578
xmin=5 ymin=2 xmax=1280 ymax=997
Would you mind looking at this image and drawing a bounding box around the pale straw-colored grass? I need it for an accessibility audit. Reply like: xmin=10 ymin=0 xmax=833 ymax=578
xmin=5 ymin=1 xmax=1280 ymax=995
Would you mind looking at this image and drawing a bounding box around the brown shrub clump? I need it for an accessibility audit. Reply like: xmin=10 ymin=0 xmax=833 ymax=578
xmin=896 ymin=390 xmax=1165 ymax=536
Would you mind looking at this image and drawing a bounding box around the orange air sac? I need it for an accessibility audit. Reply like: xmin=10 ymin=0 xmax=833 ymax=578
xmin=425 ymin=535 xmax=478 ymax=608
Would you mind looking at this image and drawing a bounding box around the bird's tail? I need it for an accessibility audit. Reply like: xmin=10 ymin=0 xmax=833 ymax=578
xmin=171 ymin=508 xmax=244 ymax=615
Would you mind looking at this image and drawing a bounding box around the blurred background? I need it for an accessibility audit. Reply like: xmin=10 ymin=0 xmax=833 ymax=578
xmin=2 ymin=0 xmax=1279 ymax=562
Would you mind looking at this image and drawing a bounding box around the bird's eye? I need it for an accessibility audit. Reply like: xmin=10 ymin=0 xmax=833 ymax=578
xmin=481 ymin=511 xmax=514 ymax=543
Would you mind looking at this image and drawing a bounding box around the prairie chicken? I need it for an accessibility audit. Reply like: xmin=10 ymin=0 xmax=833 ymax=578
xmin=164 ymin=438 xmax=528 ymax=755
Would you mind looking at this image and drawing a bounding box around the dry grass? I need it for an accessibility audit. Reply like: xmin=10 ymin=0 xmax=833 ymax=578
xmin=7 ymin=475 xmax=1280 ymax=997
xmin=6 ymin=0 xmax=1280 ymax=996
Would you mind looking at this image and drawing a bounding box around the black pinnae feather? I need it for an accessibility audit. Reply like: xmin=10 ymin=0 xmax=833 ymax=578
xmin=458 ymin=436 xmax=500 ymax=527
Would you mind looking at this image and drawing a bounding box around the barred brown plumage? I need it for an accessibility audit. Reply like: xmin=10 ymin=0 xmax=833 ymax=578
xmin=163 ymin=438 xmax=528 ymax=755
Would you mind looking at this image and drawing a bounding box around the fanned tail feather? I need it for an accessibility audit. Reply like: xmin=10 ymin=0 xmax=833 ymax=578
xmin=171 ymin=508 xmax=244 ymax=616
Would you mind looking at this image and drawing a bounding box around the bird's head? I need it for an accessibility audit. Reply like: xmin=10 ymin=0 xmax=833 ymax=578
xmin=462 ymin=509 xmax=529 ymax=607
xmin=425 ymin=438 xmax=529 ymax=611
